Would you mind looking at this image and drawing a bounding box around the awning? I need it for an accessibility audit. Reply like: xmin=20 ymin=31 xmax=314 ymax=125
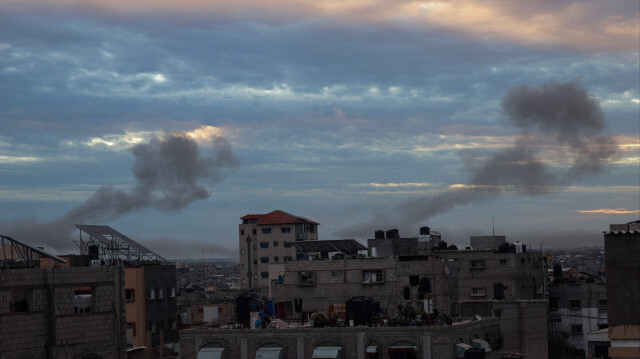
xmin=454 ymin=343 xmax=471 ymax=358
xmin=197 ymin=347 xmax=225 ymax=359
xmin=312 ymin=346 xmax=342 ymax=359
xmin=255 ymin=347 xmax=283 ymax=359
xmin=388 ymin=346 xmax=416 ymax=353
xmin=365 ymin=346 xmax=378 ymax=357
xmin=471 ymin=339 xmax=492 ymax=352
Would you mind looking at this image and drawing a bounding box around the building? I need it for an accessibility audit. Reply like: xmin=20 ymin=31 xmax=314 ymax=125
xmin=604 ymin=220 xmax=640 ymax=359
xmin=0 ymin=234 xmax=126 ymax=359
xmin=180 ymin=317 xmax=503 ymax=359
xmin=547 ymin=275 xmax=608 ymax=357
xmin=75 ymin=225 xmax=178 ymax=358
xmin=238 ymin=210 xmax=319 ymax=290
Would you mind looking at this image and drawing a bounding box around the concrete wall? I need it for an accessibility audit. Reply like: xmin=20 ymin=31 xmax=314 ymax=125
xmin=0 ymin=266 xmax=126 ymax=359
xmin=180 ymin=318 xmax=501 ymax=359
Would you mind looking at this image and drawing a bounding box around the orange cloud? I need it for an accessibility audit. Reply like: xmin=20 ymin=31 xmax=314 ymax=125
xmin=7 ymin=0 xmax=638 ymax=52
xmin=577 ymin=208 xmax=640 ymax=214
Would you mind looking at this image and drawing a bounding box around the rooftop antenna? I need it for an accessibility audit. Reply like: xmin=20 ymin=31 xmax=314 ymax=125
xmin=492 ymin=219 xmax=495 ymax=238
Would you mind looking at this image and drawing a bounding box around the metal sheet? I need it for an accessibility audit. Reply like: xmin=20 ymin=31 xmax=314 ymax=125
xmin=0 ymin=234 xmax=66 ymax=263
xmin=292 ymin=239 xmax=366 ymax=254
xmin=197 ymin=347 xmax=225 ymax=359
xmin=255 ymin=347 xmax=283 ymax=359
xmin=312 ymin=347 xmax=342 ymax=359
xmin=471 ymin=339 xmax=492 ymax=352
xmin=75 ymin=224 xmax=165 ymax=260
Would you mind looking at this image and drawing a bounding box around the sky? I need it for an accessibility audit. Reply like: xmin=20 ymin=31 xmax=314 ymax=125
xmin=1 ymin=0 xmax=638 ymax=259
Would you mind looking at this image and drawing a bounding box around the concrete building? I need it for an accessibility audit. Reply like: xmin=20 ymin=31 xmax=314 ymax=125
xmin=547 ymin=277 xmax=608 ymax=356
xmin=604 ymin=220 xmax=640 ymax=359
xmin=180 ymin=317 xmax=503 ymax=359
xmin=0 ymin=234 xmax=126 ymax=359
xmin=75 ymin=225 xmax=178 ymax=358
xmin=238 ymin=210 xmax=319 ymax=290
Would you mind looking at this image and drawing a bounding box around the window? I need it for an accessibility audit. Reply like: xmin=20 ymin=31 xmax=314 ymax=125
xmin=262 ymin=228 xmax=271 ymax=234
xmin=571 ymin=324 xmax=583 ymax=334
xmin=10 ymin=289 xmax=31 ymax=313
xmin=242 ymin=279 xmax=246 ymax=284
xmin=260 ymin=242 xmax=269 ymax=248
xmin=284 ymin=242 xmax=292 ymax=248
xmin=470 ymin=260 xmax=485 ymax=269
xmin=362 ymin=270 xmax=384 ymax=283
xmin=253 ymin=245 xmax=257 ymax=250
xmin=149 ymin=322 xmax=157 ymax=333
xmin=599 ymin=298 xmax=607 ymax=307
xmin=261 ymin=257 xmax=269 ymax=263
xmin=242 ymin=264 xmax=245 ymax=269
xmin=253 ymin=259 xmax=257 ymax=264
xmin=284 ymin=256 xmax=293 ymax=262
xmin=148 ymin=288 xmax=156 ymax=300
xmin=169 ymin=287 xmax=176 ymax=298
xmin=549 ymin=297 xmax=559 ymax=311
xmin=240 ymin=229 xmax=245 ymax=235
xmin=598 ymin=323 xmax=608 ymax=330
xmin=254 ymin=274 xmax=258 ymax=279
xmin=282 ymin=227 xmax=291 ymax=233
xmin=158 ymin=288 xmax=164 ymax=299
xmin=471 ymin=287 xmax=486 ymax=297
xmin=241 ymin=249 xmax=245 ymax=255
xmin=126 ymin=322 xmax=136 ymax=337
xmin=252 ymin=229 xmax=257 ymax=235
xmin=569 ymin=300 xmax=581 ymax=310
xmin=261 ymin=272 xmax=269 ymax=278
xmin=273 ymin=241 xmax=279 ymax=247
xmin=125 ymin=289 xmax=135 ymax=302
xmin=73 ymin=287 xmax=92 ymax=314
xmin=171 ymin=320 xmax=177 ymax=330
xmin=499 ymin=259 xmax=507 ymax=265
xmin=299 ymin=271 xmax=316 ymax=285
xmin=273 ymin=256 xmax=279 ymax=262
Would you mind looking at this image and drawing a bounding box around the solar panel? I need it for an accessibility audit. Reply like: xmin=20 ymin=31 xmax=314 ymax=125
xmin=0 ymin=234 xmax=67 ymax=264
xmin=291 ymin=239 xmax=366 ymax=254
xmin=75 ymin=224 xmax=165 ymax=261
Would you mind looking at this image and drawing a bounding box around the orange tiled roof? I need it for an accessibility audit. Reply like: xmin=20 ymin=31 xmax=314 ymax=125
xmin=241 ymin=210 xmax=319 ymax=225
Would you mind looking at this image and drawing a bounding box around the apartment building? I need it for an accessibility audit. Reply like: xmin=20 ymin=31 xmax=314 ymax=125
xmin=238 ymin=210 xmax=319 ymax=289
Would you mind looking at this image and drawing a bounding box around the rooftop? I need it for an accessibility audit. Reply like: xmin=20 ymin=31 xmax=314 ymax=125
xmin=241 ymin=210 xmax=319 ymax=226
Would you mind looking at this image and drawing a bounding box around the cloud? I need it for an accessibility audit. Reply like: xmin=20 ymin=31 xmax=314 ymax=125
xmin=577 ymin=208 xmax=640 ymax=215
xmin=5 ymin=0 xmax=637 ymax=52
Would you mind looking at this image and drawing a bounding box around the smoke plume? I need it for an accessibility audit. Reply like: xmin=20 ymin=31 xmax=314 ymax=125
xmin=340 ymin=81 xmax=619 ymax=237
xmin=2 ymin=131 xmax=239 ymax=253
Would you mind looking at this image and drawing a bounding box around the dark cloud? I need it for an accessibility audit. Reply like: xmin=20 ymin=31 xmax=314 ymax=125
xmin=339 ymin=81 xmax=620 ymax=238
xmin=1 ymin=132 xmax=239 ymax=252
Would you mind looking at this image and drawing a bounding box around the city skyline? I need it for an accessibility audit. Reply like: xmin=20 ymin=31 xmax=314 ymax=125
xmin=1 ymin=0 xmax=638 ymax=259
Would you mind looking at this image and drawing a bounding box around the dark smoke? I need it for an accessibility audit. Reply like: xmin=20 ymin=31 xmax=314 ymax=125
xmin=339 ymin=81 xmax=619 ymax=237
xmin=2 ymin=132 xmax=239 ymax=253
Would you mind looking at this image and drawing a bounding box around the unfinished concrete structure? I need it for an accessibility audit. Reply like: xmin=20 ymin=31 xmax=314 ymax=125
xmin=0 ymin=234 xmax=126 ymax=359
xmin=180 ymin=317 xmax=502 ymax=359
xmin=605 ymin=220 xmax=640 ymax=359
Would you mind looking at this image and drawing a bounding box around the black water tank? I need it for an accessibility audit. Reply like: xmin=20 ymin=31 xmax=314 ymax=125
xmin=236 ymin=295 xmax=252 ymax=324
xmin=498 ymin=243 xmax=510 ymax=253
xmin=88 ymin=245 xmax=99 ymax=260
xmin=375 ymin=230 xmax=385 ymax=239
xmin=493 ymin=282 xmax=505 ymax=300
xmin=553 ymin=264 xmax=562 ymax=279
xmin=464 ymin=348 xmax=486 ymax=359
xmin=420 ymin=226 xmax=430 ymax=235
xmin=386 ymin=229 xmax=399 ymax=239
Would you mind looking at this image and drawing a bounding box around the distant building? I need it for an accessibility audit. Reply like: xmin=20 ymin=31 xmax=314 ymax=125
xmin=605 ymin=220 xmax=640 ymax=359
xmin=238 ymin=210 xmax=319 ymax=289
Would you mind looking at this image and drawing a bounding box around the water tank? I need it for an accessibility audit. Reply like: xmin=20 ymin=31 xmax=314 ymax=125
xmin=514 ymin=241 xmax=523 ymax=253
xmin=375 ymin=230 xmax=385 ymax=239
xmin=386 ymin=229 xmax=399 ymax=239
xmin=420 ymin=226 xmax=430 ymax=235
xmin=88 ymin=245 xmax=99 ymax=260
xmin=493 ymin=282 xmax=505 ymax=300
xmin=553 ymin=264 xmax=562 ymax=279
